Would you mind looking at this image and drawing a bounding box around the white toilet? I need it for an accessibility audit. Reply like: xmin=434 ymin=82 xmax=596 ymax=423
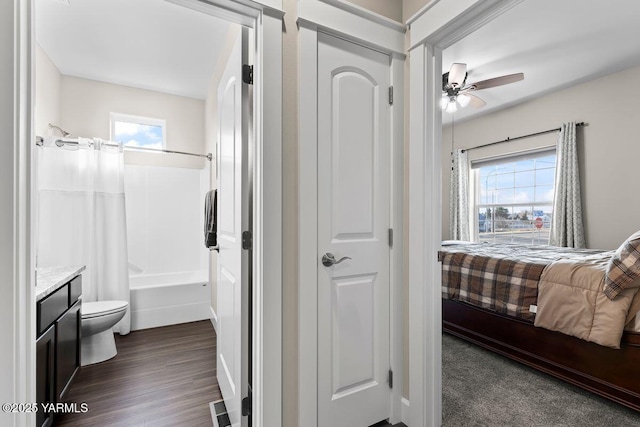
xmin=81 ymin=300 xmax=129 ymax=366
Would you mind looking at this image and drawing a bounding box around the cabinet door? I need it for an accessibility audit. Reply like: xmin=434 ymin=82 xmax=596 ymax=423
xmin=36 ymin=325 xmax=55 ymax=427
xmin=56 ymin=300 xmax=81 ymax=400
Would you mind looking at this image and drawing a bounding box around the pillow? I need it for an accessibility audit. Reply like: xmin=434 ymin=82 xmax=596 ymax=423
xmin=604 ymin=230 xmax=640 ymax=300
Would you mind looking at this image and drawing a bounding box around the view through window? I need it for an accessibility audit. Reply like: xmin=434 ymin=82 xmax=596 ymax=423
xmin=111 ymin=113 xmax=166 ymax=150
xmin=474 ymin=150 xmax=556 ymax=245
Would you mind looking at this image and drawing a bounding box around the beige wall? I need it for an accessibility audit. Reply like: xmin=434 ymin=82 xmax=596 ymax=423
xmin=442 ymin=65 xmax=640 ymax=250
xmin=35 ymin=44 xmax=62 ymax=138
xmin=60 ymin=76 xmax=206 ymax=169
xmin=204 ymin=24 xmax=241 ymax=318
xmin=348 ymin=0 xmax=403 ymax=21
xmin=403 ymin=0 xmax=429 ymax=21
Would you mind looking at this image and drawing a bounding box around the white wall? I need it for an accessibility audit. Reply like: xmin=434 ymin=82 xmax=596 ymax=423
xmin=60 ymin=76 xmax=207 ymax=169
xmin=0 ymin=1 xmax=19 ymax=422
xmin=34 ymin=44 xmax=61 ymax=137
xmin=442 ymin=64 xmax=640 ymax=250
xmin=124 ymin=164 xmax=209 ymax=277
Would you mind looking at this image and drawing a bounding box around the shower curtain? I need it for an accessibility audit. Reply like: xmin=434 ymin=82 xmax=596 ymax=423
xmin=37 ymin=138 xmax=131 ymax=335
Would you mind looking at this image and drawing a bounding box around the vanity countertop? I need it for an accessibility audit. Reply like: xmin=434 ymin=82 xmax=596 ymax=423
xmin=36 ymin=265 xmax=85 ymax=301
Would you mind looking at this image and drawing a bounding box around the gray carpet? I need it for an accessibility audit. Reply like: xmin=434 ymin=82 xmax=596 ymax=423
xmin=443 ymin=333 xmax=640 ymax=426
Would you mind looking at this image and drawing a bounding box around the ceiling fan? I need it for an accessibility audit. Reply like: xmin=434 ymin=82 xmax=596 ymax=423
xmin=441 ymin=63 xmax=524 ymax=113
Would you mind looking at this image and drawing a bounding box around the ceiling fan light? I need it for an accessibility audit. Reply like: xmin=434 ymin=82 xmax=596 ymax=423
xmin=445 ymin=99 xmax=458 ymax=113
xmin=440 ymin=95 xmax=449 ymax=110
xmin=457 ymin=93 xmax=471 ymax=107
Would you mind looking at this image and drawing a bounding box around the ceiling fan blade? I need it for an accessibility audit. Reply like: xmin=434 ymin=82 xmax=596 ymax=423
xmin=448 ymin=63 xmax=467 ymax=87
xmin=467 ymin=73 xmax=524 ymax=91
xmin=468 ymin=93 xmax=487 ymax=109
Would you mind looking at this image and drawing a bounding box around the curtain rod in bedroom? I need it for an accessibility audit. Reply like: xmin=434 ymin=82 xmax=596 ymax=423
xmin=35 ymin=135 xmax=213 ymax=161
xmin=461 ymin=122 xmax=587 ymax=153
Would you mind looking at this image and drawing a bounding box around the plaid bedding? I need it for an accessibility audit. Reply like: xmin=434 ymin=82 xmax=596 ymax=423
xmin=439 ymin=242 xmax=605 ymax=322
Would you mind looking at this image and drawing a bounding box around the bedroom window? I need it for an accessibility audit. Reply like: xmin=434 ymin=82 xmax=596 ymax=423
xmin=473 ymin=149 xmax=556 ymax=245
xmin=110 ymin=113 xmax=166 ymax=150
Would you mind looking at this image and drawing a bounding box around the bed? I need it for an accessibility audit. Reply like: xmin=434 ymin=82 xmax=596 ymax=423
xmin=439 ymin=241 xmax=640 ymax=412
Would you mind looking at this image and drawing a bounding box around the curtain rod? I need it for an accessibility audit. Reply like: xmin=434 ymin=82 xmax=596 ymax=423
xmin=461 ymin=122 xmax=586 ymax=153
xmin=35 ymin=136 xmax=212 ymax=161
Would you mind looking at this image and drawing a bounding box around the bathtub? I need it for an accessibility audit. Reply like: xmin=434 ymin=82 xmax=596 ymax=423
xmin=129 ymin=271 xmax=211 ymax=331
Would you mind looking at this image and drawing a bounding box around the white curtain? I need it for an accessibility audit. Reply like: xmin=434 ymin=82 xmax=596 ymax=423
xmin=37 ymin=138 xmax=131 ymax=335
xmin=550 ymin=122 xmax=585 ymax=248
xmin=450 ymin=148 xmax=470 ymax=241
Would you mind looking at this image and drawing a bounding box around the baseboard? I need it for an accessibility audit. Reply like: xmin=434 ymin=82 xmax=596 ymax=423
xmin=210 ymin=306 xmax=218 ymax=332
xmin=401 ymin=397 xmax=410 ymax=426
xmin=131 ymin=302 xmax=211 ymax=330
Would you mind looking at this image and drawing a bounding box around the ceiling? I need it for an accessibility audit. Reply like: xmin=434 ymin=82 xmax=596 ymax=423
xmin=36 ymin=0 xmax=231 ymax=100
xmin=442 ymin=0 xmax=640 ymax=122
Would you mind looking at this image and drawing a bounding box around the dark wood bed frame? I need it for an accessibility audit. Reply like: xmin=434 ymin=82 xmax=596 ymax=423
xmin=443 ymin=298 xmax=640 ymax=412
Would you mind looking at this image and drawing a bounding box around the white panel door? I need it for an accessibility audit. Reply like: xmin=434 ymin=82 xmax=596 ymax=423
xmin=217 ymin=27 xmax=251 ymax=427
xmin=317 ymin=32 xmax=391 ymax=427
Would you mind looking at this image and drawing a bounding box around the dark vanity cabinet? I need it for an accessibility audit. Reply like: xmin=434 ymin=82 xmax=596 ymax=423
xmin=36 ymin=325 xmax=55 ymax=427
xmin=36 ymin=275 xmax=82 ymax=427
xmin=55 ymin=300 xmax=81 ymax=400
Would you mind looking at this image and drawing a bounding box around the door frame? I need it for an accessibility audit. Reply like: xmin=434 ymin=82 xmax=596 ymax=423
xmin=297 ymin=2 xmax=405 ymax=425
xmin=405 ymin=1 xmax=525 ymax=426
xmin=8 ymin=0 xmax=283 ymax=426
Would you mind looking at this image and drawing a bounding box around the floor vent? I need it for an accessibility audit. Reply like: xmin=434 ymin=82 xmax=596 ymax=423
xmin=209 ymin=399 xmax=231 ymax=427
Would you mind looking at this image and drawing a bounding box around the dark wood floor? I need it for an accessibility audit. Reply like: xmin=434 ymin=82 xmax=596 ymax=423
xmin=56 ymin=320 xmax=219 ymax=427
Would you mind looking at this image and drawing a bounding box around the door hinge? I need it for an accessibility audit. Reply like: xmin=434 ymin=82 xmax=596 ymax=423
xmin=242 ymin=230 xmax=252 ymax=250
xmin=388 ymin=86 xmax=394 ymax=105
xmin=243 ymin=64 xmax=254 ymax=85
xmin=388 ymin=228 xmax=393 ymax=248
xmin=388 ymin=369 xmax=393 ymax=389
xmin=242 ymin=388 xmax=252 ymax=416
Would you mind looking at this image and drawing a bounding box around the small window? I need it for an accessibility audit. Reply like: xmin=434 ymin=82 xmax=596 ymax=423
xmin=110 ymin=113 xmax=166 ymax=150
xmin=473 ymin=149 xmax=556 ymax=245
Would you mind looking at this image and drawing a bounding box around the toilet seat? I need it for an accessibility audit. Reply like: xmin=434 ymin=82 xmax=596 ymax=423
xmin=82 ymin=300 xmax=128 ymax=319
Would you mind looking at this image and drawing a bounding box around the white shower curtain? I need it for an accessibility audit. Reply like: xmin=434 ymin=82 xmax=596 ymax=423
xmin=37 ymin=138 xmax=131 ymax=335
xmin=550 ymin=122 xmax=585 ymax=248
xmin=450 ymin=148 xmax=471 ymax=241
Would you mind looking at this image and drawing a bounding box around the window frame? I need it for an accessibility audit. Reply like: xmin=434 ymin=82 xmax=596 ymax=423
xmin=109 ymin=112 xmax=167 ymax=150
xmin=471 ymin=148 xmax=557 ymax=245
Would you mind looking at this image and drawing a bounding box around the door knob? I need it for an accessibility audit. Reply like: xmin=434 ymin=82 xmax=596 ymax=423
xmin=322 ymin=253 xmax=351 ymax=267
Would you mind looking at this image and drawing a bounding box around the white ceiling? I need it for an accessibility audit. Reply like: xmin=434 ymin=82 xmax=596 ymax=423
xmin=442 ymin=0 xmax=640 ymax=122
xmin=36 ymin=0 xmax=231 ymax=100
